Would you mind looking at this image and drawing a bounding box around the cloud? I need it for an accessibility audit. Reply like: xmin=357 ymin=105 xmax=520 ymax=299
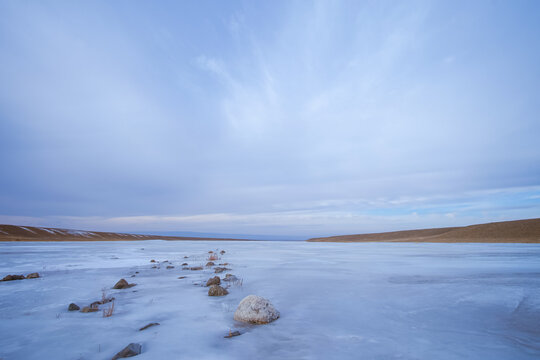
xmin=1 ymin=1 xmax=539 ymax=236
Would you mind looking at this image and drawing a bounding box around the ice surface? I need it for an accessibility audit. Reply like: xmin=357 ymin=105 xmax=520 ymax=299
xmin=0 ymin=241 xmax=539 ymax=359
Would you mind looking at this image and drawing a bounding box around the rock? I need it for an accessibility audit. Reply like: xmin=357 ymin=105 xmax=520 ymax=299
xmin=166 ymin=265 xmax=174 ymax=269
xmin=150 ymin=259 xmax=156 ymax=263
xmin=219 ymin=263 xmax=229 ymax=266
xmin=206 ymin=276 xmax=221 ymax=286
xmin=177 ymin=276 xmax=186 ymax=279
xmin=68 ymin=303 xmax=80 ymax=311
xmin=135 ymin=271 xmax=139 ymax=274
xmin=130 ymin=275 xmax=136 ymax=277
xmin=181 ymin=263 xmax=188 ymax=266
xmin=26 ymin=272 xmax=40 ymax=279
xmin=189 ymin=266 xmax=203 ymax=271
xmin=208 ymin=285 xmax=229 ymax=296
xmin=208 ymin=251 xmax=213 ymax=253
xmin=223 ymin=274 xmax=239 ymax=282
xmin=112 ymin=343 xmax=142 ymax=359
xmin=205 ymin=262 xmax=215 ymax=267
xmin=139 ymin=322 xmax=160 ymax=331
xmin=183 ymin=256 xmax=188 ymax=259
xmin=80 ymin=306 xmax=99 ymax=313
xmin=220 ymin=250 xmax=226 ymax=255
xmin=224 ymin=330 xmax=241 ymax=338
xmin=113 ymin=279 xmax=136 ymax=289
xmin=214 ymin=267 xmax=230 ymax=274
xmin=233 ymin=295 xmax=280 ymax=324
xmin=152 ymin=265 xmax=157 ymax=269
xmin=1 ymin=274 xmax=25 ymax=281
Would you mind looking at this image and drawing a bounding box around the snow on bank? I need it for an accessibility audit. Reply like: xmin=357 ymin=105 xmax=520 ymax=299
xmin=0 ymin=241 xmax=539 ymax=359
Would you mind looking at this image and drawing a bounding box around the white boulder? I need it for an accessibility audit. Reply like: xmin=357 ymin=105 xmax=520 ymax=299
xmin=233 ymin=295 xmax=280 ymax=324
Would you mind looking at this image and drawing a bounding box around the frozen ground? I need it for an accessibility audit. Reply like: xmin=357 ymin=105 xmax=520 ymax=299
xmin=0 ymin=241 xmax=539 ymax=360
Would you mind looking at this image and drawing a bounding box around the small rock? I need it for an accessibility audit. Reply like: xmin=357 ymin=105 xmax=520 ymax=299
xmin=1 ymin=274 xmax=25 ymax=281
xmin=26 ymin=272 xmax=40 ymax=279
xmin=181 ymin=263 xmax=188 ymax=266
xmin=223 ymin=274 xmax=239 ymax=282
xmin=113 ymin=279 xmax=136 ymax=289
xmin=224 ymin=330 xmax=241 ymax=338
xmin=166 ymin=265 xmax=174 ymax=269
xmin=214 ymin=267 xmax=230 ymax=274
xmin=112 ymin=343 xmax=142 ymax=359
xmin=233 ymin=295 xmax=280 ymax=324
xmin=219 ymin=263 xmax=229 ymax=266
xmin=130 ymin=275 xmax=136 ymax=277
xmin=208 ymin=285 xmax=228 ymax=296
xmin=135 ymin=271 xmax=139 ymax=274
xmin=139 ymin=322 xmax=160 ymax=331
xmin=208 ymin=251 xmax=213 ymax=253
xmin=205 ymin=262 xmax=215 ymax=267
xmin=150 ymin=259 xmax=156 ymax=263
xmin=206 ymin=276 xmax=221 ymax=286
xmin=68 ymin=303 xmax=80 ymax=311
xmin=220 ymin=250 xmax=226 ymax=255
xmin=152 ymin=265 xmax=157 ymax=269
xmin=189 ymin=266 xmax=203 ymax=271
xmin=183 ymin=256 xmax=188 ymax=259
xmin=80 ymin=306 xmax=99 ymax=313
xmin=177 ymin=276 xmax=186 ymax=279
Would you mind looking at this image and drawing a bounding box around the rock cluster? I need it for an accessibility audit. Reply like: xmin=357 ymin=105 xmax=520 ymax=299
xmin=1 ymin=273 xmax=40 ymax=281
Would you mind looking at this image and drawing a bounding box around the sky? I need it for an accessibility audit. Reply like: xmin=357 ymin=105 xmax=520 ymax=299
xmin=1 ymin=0 xmax=539 ymax=238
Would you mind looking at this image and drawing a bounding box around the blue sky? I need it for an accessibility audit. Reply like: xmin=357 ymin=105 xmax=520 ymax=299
xmin=1 ymin=0 xmax=539 ymax=237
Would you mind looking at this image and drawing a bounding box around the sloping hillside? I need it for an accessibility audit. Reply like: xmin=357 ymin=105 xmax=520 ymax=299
xmin=308 ymin=218 xmax=540 ymax=243
xmin=0 ymin=224 xmax=249 ymax=241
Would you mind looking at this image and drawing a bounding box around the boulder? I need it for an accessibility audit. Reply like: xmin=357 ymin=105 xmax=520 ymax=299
xmin=112 ymin=343 xmax=142 ymax=359
xmin=68 ymin=303 xmax=80 ymax=311
xmin=206 ymin=276 xmax=221 ymax=287
xmin=1 ymin=274 xmax=25 ymax=281
xmin=113 ymin=279 xmax=136 ymax=289
xmin=208 ymin=285 xmax=229 ymax=296
xmin=26 ymin=272 xmax=40 ymax=279
xmin=233 ymin=295 xmax=279 ymax=324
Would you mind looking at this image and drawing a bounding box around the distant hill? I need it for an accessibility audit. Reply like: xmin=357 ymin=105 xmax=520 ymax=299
xmin=0 ymin=224 xmax=252 ymax=242
xmin=308 ymin=218 xmax=540 ymax=243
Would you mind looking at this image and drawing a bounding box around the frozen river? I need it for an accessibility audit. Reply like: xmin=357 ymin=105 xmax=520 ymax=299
xmin=1 ymin=240 xmax=539 ymax=359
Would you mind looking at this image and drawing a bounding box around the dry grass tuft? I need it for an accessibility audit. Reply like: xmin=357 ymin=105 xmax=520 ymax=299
xmin=103 ymin=301 xmax=115 ymax=318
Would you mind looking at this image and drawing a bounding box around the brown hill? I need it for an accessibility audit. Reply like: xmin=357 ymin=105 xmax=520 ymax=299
xmin=0 ymin=224 xmax=250 ymax=242
xmin=308 ymin=218 xmax=540 ymax=243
